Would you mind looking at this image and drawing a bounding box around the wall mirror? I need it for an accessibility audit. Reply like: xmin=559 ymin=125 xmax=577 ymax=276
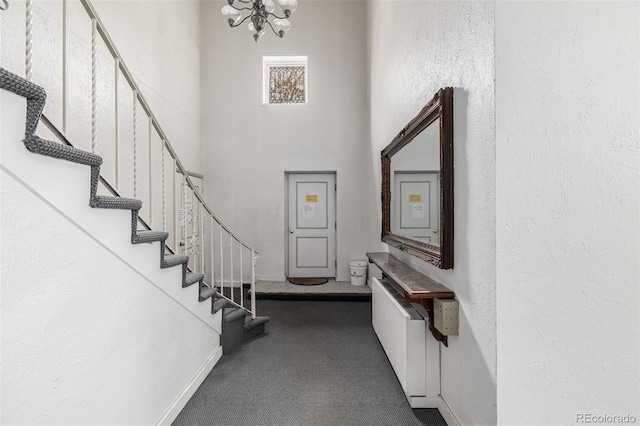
xmin=381 ymin=87 xmax=454 ymax=269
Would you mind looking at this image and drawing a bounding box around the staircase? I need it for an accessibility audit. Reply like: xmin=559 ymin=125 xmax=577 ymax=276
xmin=223 ymin=306 xmax=271 ymax=354
xmin=0 ymin=67 xmax=268 ymax=353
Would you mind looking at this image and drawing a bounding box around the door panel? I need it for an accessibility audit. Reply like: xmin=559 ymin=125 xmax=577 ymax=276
xmin=288 ymin=173 xmax=336 ymax=278
xmin=296 ymin=237 xmax=328 ymax=268
xmin=393 ymin=172 xmax=439 ymax=245
xmin=296 ymin=181 xmax=328 ymax=229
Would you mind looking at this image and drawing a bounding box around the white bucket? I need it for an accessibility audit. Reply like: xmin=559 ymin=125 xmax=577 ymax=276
xmin=349 ymin=261 xmax=367 ymax=286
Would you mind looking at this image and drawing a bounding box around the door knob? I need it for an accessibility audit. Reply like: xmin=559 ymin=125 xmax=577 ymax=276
xmin=433 ymin=229 xmax=439 ymax=234
xmin=289 ymin=229 xmax=294 ymax=234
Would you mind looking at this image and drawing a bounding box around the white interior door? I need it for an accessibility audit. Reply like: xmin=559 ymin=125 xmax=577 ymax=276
xmin=288 ymin=173 xmax=336 ymax=278
xmin=392 ymin=172 xmax=439 ymax=245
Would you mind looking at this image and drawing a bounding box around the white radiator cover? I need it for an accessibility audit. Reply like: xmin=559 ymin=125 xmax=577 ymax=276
xmin=371 ymin=276 xmax=440 ymax=408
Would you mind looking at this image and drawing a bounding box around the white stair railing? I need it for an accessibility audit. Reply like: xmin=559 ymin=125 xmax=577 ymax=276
xmin=17 ymin=0 xmax=259 ymax=318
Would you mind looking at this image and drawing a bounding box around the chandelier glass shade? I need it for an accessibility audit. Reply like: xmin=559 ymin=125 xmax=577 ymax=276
xmin=221 ymin=0 xmax=298 ymax=42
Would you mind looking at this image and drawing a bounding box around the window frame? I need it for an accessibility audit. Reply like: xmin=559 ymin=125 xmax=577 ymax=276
xmin=261 ymin=55 xmax=309 ymax=106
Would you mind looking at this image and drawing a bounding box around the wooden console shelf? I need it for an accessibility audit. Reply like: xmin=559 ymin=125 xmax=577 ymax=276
xmin=367 ymin=252 xmax=455 ymax=346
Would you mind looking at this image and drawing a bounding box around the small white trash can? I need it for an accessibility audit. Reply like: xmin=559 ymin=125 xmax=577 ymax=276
xmin=349 ymin=261 xmax=368 ymax=286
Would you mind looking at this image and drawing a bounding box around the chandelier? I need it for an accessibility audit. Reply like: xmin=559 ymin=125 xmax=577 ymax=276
xmin=221 ymin=0 xmax=298 ymax=42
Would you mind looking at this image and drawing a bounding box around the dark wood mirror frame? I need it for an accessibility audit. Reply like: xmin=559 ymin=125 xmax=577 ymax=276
xmin=381 ymin=87 xmax=454 ymax=269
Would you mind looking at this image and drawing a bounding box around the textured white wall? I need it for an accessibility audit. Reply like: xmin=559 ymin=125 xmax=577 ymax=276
xmin=92 ymin=0 xmax=202 ymax=174
xmin=495 ymin=2 xmax=640 ymax=424
xmin=200 ymin=0 xmax=368 ymax=281
xmin=367 ymin=2 xmax=496 ymax=425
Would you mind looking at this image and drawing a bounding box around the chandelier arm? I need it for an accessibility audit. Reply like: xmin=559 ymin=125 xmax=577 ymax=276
xmin=229 ymin=5 xmax=253 ymax=12
xmin=265 ymin=18 xmax=284 ymax=37
xmin=230 ymin=13 xmax=254 ymax=28
xmin=266 ymin=11 xmax=287 ymax=20
xmin=234 ymin=0 xmax=254 ymax=3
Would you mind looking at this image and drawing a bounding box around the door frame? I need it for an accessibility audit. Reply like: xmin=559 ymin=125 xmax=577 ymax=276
xmin=284 ymin=171 xmax=337 ymax=279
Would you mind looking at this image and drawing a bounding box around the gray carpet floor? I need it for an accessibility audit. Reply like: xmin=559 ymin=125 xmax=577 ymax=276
xmin=173 ymin=300 xmax=447 ymax=426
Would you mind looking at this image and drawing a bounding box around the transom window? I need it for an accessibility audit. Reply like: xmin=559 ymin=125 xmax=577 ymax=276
xmin=262 ymin=56 xmax=308 ymax=105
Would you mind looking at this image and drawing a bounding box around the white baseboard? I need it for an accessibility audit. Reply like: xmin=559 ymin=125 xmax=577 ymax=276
xmin=156 ymin=345 xmax=223 ymax=425
xmin=437 ymin=395 xmax=462 ymax=426
xmin=407 ymin=395 xmax=438 ymax=408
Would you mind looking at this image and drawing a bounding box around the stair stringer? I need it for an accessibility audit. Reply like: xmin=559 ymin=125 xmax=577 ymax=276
xmin=0 ymin=84 xmax=221 ymax=334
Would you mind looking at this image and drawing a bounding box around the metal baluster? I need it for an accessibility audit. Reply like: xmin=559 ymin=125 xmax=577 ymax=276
xmin=251 ymin=250 xmax=256 ymax=319
xmin=62 ymin=0 xmax=68 ymax=132
xmin=219 ymin=227 xmax=224 ymax=297
xmin=196 ymin=201 xmax=201 ymax=271
xmin=133 ymin=91 xmax=138 ymax=198
xmin=240 ymin=245 xmax=244 ymax=309
xmin=173 ymin=158 xmax=177 ymax=249
xmin=148 ymin=117 xmax=153 ymax=227
xmin=161 ymin=142 xmax=166 ymax=231
xmin=91 ymin=19 xmax=97 ymax=154
xmin=114 ymin=59 xmax=119 ymax=189
xmin=25 ymin=0 xmax=33 ymax=81
xmin=230 ymin=234 xmax=234 ymax=304
xmin=191 ymin=196 xmax=197 ymax=269
xmin=182 ymin=173 xmax=187 ymax=255
xmin=210 ymin=216 xmax=215 ymax=289
xmin=200 ymin=206 xmax=204 ymax=275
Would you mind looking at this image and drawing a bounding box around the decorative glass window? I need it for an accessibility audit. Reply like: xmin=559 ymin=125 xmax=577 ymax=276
xmin=262 ymin=56 xmax=308 ymax=105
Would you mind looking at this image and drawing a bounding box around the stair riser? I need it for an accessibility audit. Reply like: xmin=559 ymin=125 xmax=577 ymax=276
xmin=244 ymin=323 xmax=266 ymax=341
xmin=199 ymin=285 xmax=217 ymax=302
xmin=221 ymin=308 xmax=250 ymax=355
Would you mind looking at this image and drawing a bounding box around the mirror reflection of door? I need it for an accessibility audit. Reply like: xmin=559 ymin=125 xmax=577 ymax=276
xmin=287 ymin=173 xmax=336 ymax=278
xmin=392 ymin=172 xmax=439 ymax=245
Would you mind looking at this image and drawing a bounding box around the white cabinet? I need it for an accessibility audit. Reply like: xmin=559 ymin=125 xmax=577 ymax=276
xmin=371 ymin=276 xmax=440 ymax=408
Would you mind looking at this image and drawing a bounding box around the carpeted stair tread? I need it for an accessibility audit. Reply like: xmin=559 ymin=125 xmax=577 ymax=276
xmin=212 ymin=298 xmax=229 ymax=314
xmin=224 ymin=307 xmax=248 ymax=323
xmin=243 ymin=320 xmax=268 ymax=342
xmin=161 ymin=254 xmax=189 ymax=268
xmin=244 ymin=316 xmax=270 ymax=331
xmin=199 ymin=285 xmax=217 ymax=302
xmin=184 ymin=271 xmax=204 ymax=287
xmin=25 ymin=135 xmax=102 ymax=166
xmin=90 ymin=195 xmax=142 ymax=210
xmin=131 ymin=230 xmax=169 ymax=244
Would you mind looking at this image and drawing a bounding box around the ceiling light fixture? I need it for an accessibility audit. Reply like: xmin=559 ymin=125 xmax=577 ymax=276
xmin=221 ymin=0 xmax=298 ymax=42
